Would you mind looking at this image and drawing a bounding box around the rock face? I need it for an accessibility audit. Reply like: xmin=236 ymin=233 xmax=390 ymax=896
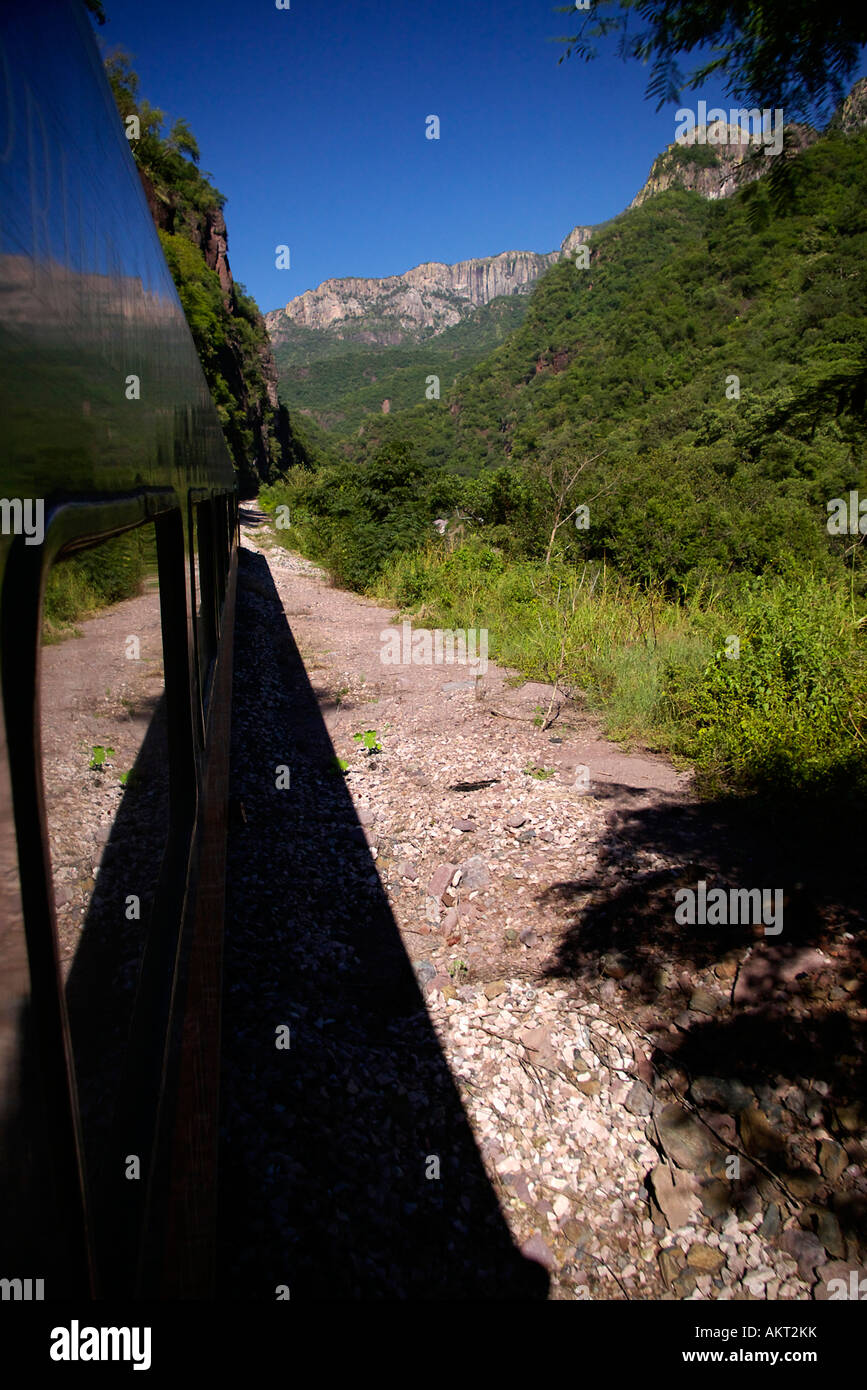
xmin=266 ymin=246 xmax=566 ymax=348
xmin=628 ymin=121 xmax=818 ymax=210
xmin=138 ymin=168 xmax=299 ymax=495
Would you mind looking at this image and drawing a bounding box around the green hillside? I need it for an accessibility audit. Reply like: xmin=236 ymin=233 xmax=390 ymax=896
xmin=272 ymin=294 xmax=531 ymax=435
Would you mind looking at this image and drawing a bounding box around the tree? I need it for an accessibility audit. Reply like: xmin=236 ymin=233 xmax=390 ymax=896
xmin=529 ymin=428 xmax=606 ymax=567
xmin=554 ymin=1 xmax=867 ymax=122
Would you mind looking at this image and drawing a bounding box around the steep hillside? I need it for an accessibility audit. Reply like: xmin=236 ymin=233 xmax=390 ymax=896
xmin=106 ymin=52 xmax=309 ymax=495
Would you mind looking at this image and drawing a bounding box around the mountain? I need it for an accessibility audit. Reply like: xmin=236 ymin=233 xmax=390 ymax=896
xmin=264 ymin=238 xmax=591 ymax=352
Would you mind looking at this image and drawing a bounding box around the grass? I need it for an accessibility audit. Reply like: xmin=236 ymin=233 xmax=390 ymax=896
xmin=371 ymin=542 xmax=867 ymax=799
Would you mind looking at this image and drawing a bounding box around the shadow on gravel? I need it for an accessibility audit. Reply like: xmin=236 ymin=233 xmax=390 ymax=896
xmin=538 ymin=785 xmax=867 ymax=1253
xmin=218 ymin=548 xmax=547 ymax=1299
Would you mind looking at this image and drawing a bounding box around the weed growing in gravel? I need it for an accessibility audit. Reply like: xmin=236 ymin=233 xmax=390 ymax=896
xmin=330 ymin=755 xmax=349 ymax=774
xmin=89 ymin=745 xmax=115 ymax=771
xmin=524 ymin=763 xmax=555 ymax=780
xmin=448 ymin=959 xmax=468 ymax=982
xmin=353 ymin=729 xmax=383 ymax=754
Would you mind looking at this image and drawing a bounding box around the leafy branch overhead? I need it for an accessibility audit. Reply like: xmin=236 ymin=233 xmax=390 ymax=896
xmin=553 ymin=0 xmax=867 ymax=122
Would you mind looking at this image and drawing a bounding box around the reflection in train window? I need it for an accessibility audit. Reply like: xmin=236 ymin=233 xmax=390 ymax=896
xmin=39 ymin=525 xmax=169 ymax=1186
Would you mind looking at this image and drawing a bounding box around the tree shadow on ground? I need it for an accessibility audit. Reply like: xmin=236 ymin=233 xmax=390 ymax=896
xmin=217 ymin=547 xmax=547 ymax=1298
xmin=538 ymin=779 xmax=867 ymax=1256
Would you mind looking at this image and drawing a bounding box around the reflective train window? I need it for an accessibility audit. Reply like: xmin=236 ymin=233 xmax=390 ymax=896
xmin=39 ymin=524 xmax=169 ymax=1182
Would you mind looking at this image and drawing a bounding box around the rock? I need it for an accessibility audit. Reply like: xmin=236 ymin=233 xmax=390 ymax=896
xmin=673 ymin=1268 xmax=698 ymax=1296
xmin=835 ymin=1102 xmax=865 ymax=1134
xmin=425 ymin=972 xmax=452 ymax=996
xmin=504 ymin=926 xmax=518 ymax=943
xmin=483 ymin=980 xmax=507 ymax=999
xmin=442 ymin=907 xmax=460 ymax=933
xmin=600 ymin=952 xmax=628 ymax=981
xmin=519 ymin=927 xmax=537 ymax=947
xmin=357 ymin=808 xmax=376 ymax=826
xmin=687 ymin=1243 xmax=725 ymax=1274
xmin=778 ymin=1228 xmax=827 ymax=1282
xmin=688 ymin=988 xmax=720 ymax=1016
xmin=540 ymin=829 xmax=555 ymax=842
xmin=690 ymin=1076 xmax=753 ymax=1114
xmin=424 ymin=897 xmax=441 ymax=926
xmin=453 ymin=819 xmax=476 ymax=833
xmin=713 ymin=956 xmax=739 ymax=981
xmin=520 ymin=1231 xmax=557 ymax=1271
xmin=560 ymin=1218 xmax=592 ymax=1249
xmin=648 ymin=1164 xmax=701 ymax=1229
xmin=428 ymin=863 xmax=458 ymax=899
xmin=658 ymin=1247 xmax=685 ymax=1287
xmin=413 ymin=960 xmax=436 ymax=986
xmin=759 ymin=1203 xmax=781 ymax=1239
xmin=817 ymin=1210 xmax=845 ymax=1258
xmin=575 ymin=1077 xmax=601 ymax=1096
xmin=699 ymin=1179 xmax=732 ymax=1220
xmin=520 ymin=1025 xmax=560 ymax=1071
xmin=397 ymin=859 xmax=418 ymax=881
xmin=656 ymin=1103 xmax=722 ymax=1172
xmin=815 ymin=1261 xmax=867 ymax=1300
xmin=786 ymin=1171 xmax=822 ymax=1199
xmin=460 ymin=855 xmax=490 ymax=892
xmin=739 ymin=1104 xmax=787 ymax=1163
xmin=517 ymin=828 xmax=536 ymax=843
xmin=442 ymin=680 xmax=476 ymax=693
xmin=625 ymin=1081 xmax=654 ymax=1117
xmin=819 ymin=1139 xmax=848 ymax=1184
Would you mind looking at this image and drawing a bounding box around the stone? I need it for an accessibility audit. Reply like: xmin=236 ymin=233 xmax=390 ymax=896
xmin=428 ymin=863 xmax=457 ymax=899
xmin=453 ymin=819 xmax=476 ymax=832
xmin=520 ymin=1231 xmax=557 ymax=1271
xmin=442 ymin=907 xmax=460 ymax=933
xmin=397 ymin=859 xmax=418 ymax=881
xmin=600 ymin=952 xmax=628 ymax=981
xmin=819 ymin=1139 xmax=848 ymax=1184
xmin=656 ymin=1103 xmax=721 ymax=1172
xmin=560 ymin=1219 xmax=592 ymax=1249
xmin=424 ymin=897 xmax=440 ymax=926
xmin=460 ymin=855 xmax=491 ymax=892
xmin=673 ymin=1269 xmax=698 ymax=1296
xmin=687 ymin=1243 xmax=725 ymax=1274
xmin=648 ymin=1164 xmax=701 ymax=1229
xmin=483 ymin=980 xmax=507 ymax=999
xmin=817 ymin=1210 xmax=845 ymax=1258
xmin=506 ymin=811 xmax=527 ymax=828
xmin=413 ymin=960 xmax=436 ymax=986
xmin=778 ymin=1228 xmax=827 ymax=1282
xmin=814 ymin=1262 xmax=867 ymax=1300
xmin=504 ymin=927 xmax=518 ymax=943
xmin=699 ymin=1179 xmax=732 ymax=1220
xmin=759 ymin=1203 xmax=781 ymax=1240
xmin=575 ymin=1077 xmax=601 ymax=1096
xmin=739 ymin=1104 xmax=787 ymax=1163
xmin=690 ymin=1076 xmax=753 ymax=1114
xmin=519 ymin=927 xmax=537 ymax=947
xmin=835 ymin=1103 xmax=865 ymax=1134
xmin=625 ymin=1081 xmax=654 ymax=1117
xmin=688 ymin=988 xmax=720 ymax=1016
xmin=658 ymin=1247 xmax=685 ymax=1287
xmin=357 ymin=808 xmax=376 ymax=826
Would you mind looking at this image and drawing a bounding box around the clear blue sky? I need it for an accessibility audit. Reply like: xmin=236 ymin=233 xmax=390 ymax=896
xmin=93 ymin=0 xmax=867 ymax=316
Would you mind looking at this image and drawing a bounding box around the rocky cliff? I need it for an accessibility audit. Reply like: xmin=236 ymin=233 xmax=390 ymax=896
xmin=137 ymin=170 xmax=303 ymax=495
xmin=628 ymin=121 xmax=818 ymax=210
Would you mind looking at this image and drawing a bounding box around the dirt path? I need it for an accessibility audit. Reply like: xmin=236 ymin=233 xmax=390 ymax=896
xmin=223 ymin=505 xmax=866 ymax=1301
